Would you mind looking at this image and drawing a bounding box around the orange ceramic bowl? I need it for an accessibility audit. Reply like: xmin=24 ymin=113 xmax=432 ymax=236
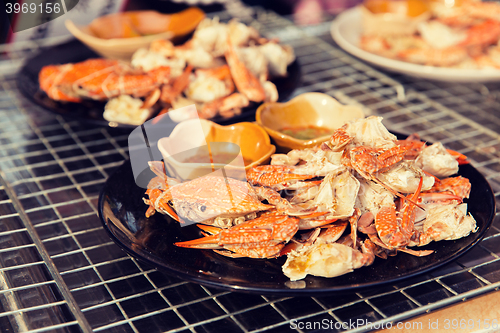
xmin=256 ymin=92 xmax=366 ymax=151
xmin=158 ymin=119 xmax=275 ymax=181
xmin=65 ymin=8 xmax=205 ymax=60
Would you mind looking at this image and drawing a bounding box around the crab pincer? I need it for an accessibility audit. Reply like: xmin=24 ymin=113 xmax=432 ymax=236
xmin=375 ymin=177 xmax=424 ymax=249
xmin=174 ymin=214 xmax=300 ymax=258
xmin=246 ymin=165 xmax=316 ymax=190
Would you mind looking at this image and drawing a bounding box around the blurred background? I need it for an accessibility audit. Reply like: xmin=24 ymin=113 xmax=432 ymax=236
xmin=0 ymin=0 xmax=366 ymax=46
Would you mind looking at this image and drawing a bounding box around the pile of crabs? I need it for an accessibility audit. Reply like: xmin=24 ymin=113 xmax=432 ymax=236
xmin=143 ymin=116 xmax=477 ymax=281
xmin=38 ymin=18 xmax=294 ymax=125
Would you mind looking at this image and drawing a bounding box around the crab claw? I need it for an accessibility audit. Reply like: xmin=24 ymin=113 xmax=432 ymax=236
xmin=446 ymin=149 xmax=469 ymax=165
xmin=375 ymin=177 xmax=423 ymax=249
xmin=144 ymin=188 xmax=180 ymax=221
xmin=246 ymin=165 xmax=315 ymax=189
xmin=175 ymin=215 xmax=299 ymax=258
xmin=426 ymin=176 xmax=471 ymax=199
xmin=322 ymin=128 xmax=352 ymax=151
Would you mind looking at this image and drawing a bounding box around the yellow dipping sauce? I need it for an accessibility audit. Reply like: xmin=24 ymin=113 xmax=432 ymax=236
xmin=280 ymin=126 xmax=335 ymax=141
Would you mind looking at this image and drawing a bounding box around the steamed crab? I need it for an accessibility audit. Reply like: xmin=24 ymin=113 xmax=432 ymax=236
xmin=143 ymin=161 xmax=338 ymax=258
xmin=143 ymin=116 xmax=477 ymax=280
xmin=39 ymin=17 xmax=295 ymax=124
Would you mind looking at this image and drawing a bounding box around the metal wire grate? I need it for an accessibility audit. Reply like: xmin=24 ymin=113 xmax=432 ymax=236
xmin=0 ymin=6 xmax=499 ymax=333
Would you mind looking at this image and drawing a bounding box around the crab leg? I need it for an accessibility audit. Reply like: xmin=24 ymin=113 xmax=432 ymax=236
xmin=367 ymin=233 xmax=433 ymax=257
xmin=143 ymin=188 xmax=180 ymax=221
xmin=160 ymin=65 xmax=193 ymax=103
xmin=375 ymin=177 xmax=423 ymax=249
xmin=175 ymin=215 xmax=299 ymax=258
xmin=224 ymin=37 xmax=266 ymax=102
xmin=446 ymin=149 xmax=469 ymax=165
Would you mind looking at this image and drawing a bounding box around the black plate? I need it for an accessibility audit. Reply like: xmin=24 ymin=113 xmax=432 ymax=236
xmin=16 ymin=39 xmax=301 ymax=129
xmin=98 ymin=151 xmax=495 ymax=295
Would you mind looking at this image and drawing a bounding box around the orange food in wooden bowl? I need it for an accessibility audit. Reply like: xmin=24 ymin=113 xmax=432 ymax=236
xmin=65 ymin=8 xmax=205 ymax=60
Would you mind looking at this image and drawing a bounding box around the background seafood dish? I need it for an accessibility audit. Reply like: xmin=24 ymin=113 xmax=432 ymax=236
xmin=4 ymin=1 xmax=500 ymax=331
xmin=144 ymin=116 xmax=477 ymax=281
xmin=359 ymin=0 xmax=500 ymax=69
xmin=37 ymin=16 xmax=296 ymax=125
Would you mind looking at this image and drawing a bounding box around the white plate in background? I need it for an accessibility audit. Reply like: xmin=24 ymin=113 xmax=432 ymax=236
xmin=330 ymin=7 xmax=500 ymax=83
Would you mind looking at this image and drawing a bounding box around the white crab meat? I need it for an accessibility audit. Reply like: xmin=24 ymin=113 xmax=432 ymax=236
xmin=282 ymin=243 xmax=365 ymax=281
xmin=227 ymin=19 xmax=260 ymax=47
xmin=263 ymin=81 xmax=279 ymax=103
xmin=417 ymin=203 xmax=477 ymax=246
xmin=355 ymin=179 xmax=395 ymax=216
xmin=271 ymin=148 xmax=315 ymax=166
xmin=168 ymin=97 xmax=202 ymax=122
xmin=309 ymin=170 xmax=360 ymax=218
xmin=378 ymin=161 xmax=435 ymax=193
xmin=131 ymin=48 xmax=186 ymax=77
xmin=237 ymin=46 xmax=269 ymax=82
xmin=344 ymin=116 xmax=397 ymax=149
xmin=191 ymin=17 xmax=229 ymax=57
xmin=415 ymin=142 xmax=459 ymax=178
xmin=191 ymin=18 xmax=259 ymax=58
xmin=259 ymin=42 xmax=296 ymax=78
xmin=185 ymin=75 xmax=231 ymax=103
xmin=272 ymin=149 xmax=344 ymax=177
xmin=417 ymin=21 xmax=467 ymax=49
xmin=103 ymin=95 xmax=154 ymax=125
xmin=178 ymin=45 xmax=224 ymax=69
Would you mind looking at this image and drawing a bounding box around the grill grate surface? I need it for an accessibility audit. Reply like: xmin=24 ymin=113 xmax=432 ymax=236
xmin=0 ymin=7 xmax=499 ymax=333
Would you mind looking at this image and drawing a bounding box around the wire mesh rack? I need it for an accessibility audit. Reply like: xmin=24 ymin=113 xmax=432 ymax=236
xmin=0 ymin=6 xmax=499 ymax=333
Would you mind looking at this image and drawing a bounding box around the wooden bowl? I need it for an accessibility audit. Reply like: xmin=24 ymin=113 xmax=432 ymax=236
xmin=65 ymin=8 xmax=205 ymax=60
xmin=256 ymin=92 xmax=365 ymax=151
xmin=158 ymin=119 xmax=275 ymax=181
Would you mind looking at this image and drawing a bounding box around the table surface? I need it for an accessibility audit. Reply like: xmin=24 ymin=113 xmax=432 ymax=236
xmin=0 ymin=6 xmax=500 ymax=333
